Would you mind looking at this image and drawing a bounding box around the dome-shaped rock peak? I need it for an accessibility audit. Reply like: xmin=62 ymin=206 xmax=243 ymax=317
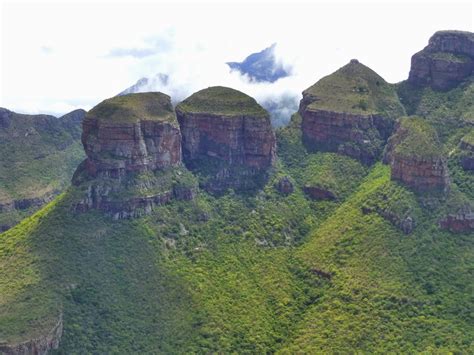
xmin=175 ymin=86 xmax=276 ymax=193
xmin=81 ymin=92 xmax=182 ymax=179
xmin=408 ymin=30 xmax=474 ymax=91
xmin=299 ymin=60 xmax=405 ymax=164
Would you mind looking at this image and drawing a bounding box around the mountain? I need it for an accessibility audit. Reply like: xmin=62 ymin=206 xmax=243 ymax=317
xmin=117 ymin=73 xmax=169 ymax=96
xmin=0 ymin=108 xmax=86 ymax=232
xmin=227 ymin=43 xmax=291 ymax=83
xmin=0 ymin=30 xmax=473 ymax=354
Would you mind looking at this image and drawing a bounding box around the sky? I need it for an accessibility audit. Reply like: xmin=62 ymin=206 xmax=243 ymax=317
xmin=1 ymin=0 xmax=473 ymax=118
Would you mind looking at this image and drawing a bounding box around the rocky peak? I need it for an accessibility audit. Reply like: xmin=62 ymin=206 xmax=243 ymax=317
xmin=72 ymin=93 xmax=196 ymax=219
xmin=176 ymin=86 xmax=276 ymax=193
xmin=408 ymin=30 xmax=474 ymax=90
xmin=79 ymin=92 xmax=182 ymax=179
xmin=384 ymin=116 xmax=450 ymax=192
xmin=299 ymin=60 xmax=405 ymax=164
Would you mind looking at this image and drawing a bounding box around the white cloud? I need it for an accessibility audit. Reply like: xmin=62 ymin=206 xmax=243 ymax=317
xmin=1 ymin=1 xmax=472 ymax=120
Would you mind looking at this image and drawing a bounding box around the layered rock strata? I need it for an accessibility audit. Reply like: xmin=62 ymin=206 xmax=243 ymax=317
xmin=408 ymin=30 xmax=474 ymax=90
xmin=439 ymin=205 xmax=474 ymax=233
xmin=73 ymin=93 xmax=196 ymax=218
xmin=299 ymin=60 xmax=405 ymax=164
xmin=81 ymin=93 xmax=181 ymax=178
xmin=384 ymin=117 xmax=450 ymax=192
xmin=0 ymin=313 xmax=63 ymax=355
xmin=176 ymin=86 xmax=276 ymax=192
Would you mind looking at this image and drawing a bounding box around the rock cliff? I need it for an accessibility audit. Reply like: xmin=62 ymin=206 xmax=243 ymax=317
xmin=81 ymin=93 xmax=182 ymax=178
xmin=299 ymin=60 xmax=405 ymax=164
xmin=439 ymin=204 xmax=474 ymax=233
xmin=408 ymin=30 xmax=474 ymax=90
xmin=384 ymin=117 xmax=450 ymax=192
xmin=73 ymin=93 xmax=196 ymax=218
xmin=459 ymin=131 xmax=474 ymax=170
xmin=0 ymin=312 xmax=63 ymax=355
xmin=176 ymin=86 xmax=276 ymax=193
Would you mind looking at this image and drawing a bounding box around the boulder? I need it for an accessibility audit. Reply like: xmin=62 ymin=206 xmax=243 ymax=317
xmin=459 ymin=131 xmax=474 ymax=171
xmin=275 ymin=176 xmax=294 ymax=195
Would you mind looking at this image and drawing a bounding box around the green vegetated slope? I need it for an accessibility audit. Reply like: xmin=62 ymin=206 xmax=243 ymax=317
xmin=303 ymin=60 xmax=404 ymax=118
xmin=0 ymin=109 xmax=85 ymax=230
xmin=1 ymin=66 xmax=474 ymax=353
xmin=87 ymin=92 xmax=177 ymax=124
xmin=1 ymin=108 xmax=473 ymax=353
xmin=176 ymin=86 xmax=268 ymax=117
xmin=398 ymin=76 xmax=474 ymax=200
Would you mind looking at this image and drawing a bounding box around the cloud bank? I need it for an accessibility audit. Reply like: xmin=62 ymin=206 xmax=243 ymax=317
xmin=1 ymin=1 xmax=472 ymax=124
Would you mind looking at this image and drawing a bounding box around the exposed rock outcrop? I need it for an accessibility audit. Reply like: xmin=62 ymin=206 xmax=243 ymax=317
xmin=459 ymin=132 xmax=474 ymax=171
xmin=439 ymin=204 xmax=474 ymax=233
xmin=176 ymin=86 xmax=276 ymax=193
xmin=303 ymin=185 xmax=337 ymax=201
xmin=384 ymin=117 xmax=450 ymax=192
xmin=81 ymin=93 xmax=181 ymax=179
xmin=299 ymin=60 xmax=405 ymax=164
xmin=275 ymin=176 xmax=294 ymax=195
xmin=0 ymin=313 xmax=63 ymax=355
xmin=73 ymin=93 xmax=196 ymax=218
xmin=408 ymin=30 xmax=474 ymax=90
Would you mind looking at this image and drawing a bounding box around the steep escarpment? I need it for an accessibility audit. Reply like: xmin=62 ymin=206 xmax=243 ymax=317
xmin=408 ymin=31 xmax=474 ymax=91
xmin=299 ymin=60 xmax=405 ymax=164
xmin=73 ymin=93 xmax=196 ymax=218
xmin=176 ymin=86 xmax=276 ymax=192
xmin=0 ymin=108 xmax=85 ymax=231
xmin=384 ymin=117 xmax=450 ymax=192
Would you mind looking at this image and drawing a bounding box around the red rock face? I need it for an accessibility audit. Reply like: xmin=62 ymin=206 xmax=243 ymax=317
xmin=440 ymin=208 xmax=474 ymax=233
xmin=176 ymin=111 xmax=275 ymax=170
xmin=390 ymin=155 xmax=450 ymax=192
xmin=300 ymin=108 xmax=389 ymax=164
xmin=82 ymin=118 xmax=181 ymax=178
xmin=408 ymin=31 xmax=474 ymax=90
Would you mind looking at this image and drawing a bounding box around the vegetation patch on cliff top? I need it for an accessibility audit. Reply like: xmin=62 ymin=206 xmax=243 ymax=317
xmin=302 ymin=61 xmax=405 ymax=118
xmin=392 ymin=116 xmax=444 ymax=159
xmin=176 ymin=86 xmax=268 ymax=117
xmin=87 ymin=92 xmax=177 ymax=124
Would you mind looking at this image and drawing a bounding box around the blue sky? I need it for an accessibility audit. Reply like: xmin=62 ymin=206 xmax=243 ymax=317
xmin=1 ymin=0 xmax=472 ymax=115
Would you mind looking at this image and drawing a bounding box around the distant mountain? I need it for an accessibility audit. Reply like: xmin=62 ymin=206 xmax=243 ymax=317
xmin=227 ymin=43 xmax=291 ymax=83
xmin=118 ymin=73 xmax=169 ymax=96
xmin=0 ymin=108 xmax=85 ymax=231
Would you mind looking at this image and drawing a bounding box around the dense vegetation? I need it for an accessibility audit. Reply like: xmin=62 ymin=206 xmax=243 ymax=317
xmin=0 ymin=110 xmax=84 ymax=230
xmin=1 ymin=56 xmax=473 ymax=353
xmin=176 ymin=86 xmax=268 ymax=117
xmin=87 ymin=92 xmax=177 ymax=124
xmin=303 ymin=60 xmax=405 ymax=118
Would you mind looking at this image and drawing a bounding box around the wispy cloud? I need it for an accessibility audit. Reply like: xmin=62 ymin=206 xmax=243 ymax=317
xmin=106 ymin=35 xmax=174 ymax=58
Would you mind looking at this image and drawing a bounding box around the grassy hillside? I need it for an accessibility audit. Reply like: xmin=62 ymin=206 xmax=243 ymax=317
xmin=0 ymin=109 xmax=85 ymax=230
xmin=1 ymin=104 xmax=473 ymax=353
xmin=176 ymin=86 xmax=268 ymax=117
xmin=303 ymin=60 xmax=405 ymax=118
